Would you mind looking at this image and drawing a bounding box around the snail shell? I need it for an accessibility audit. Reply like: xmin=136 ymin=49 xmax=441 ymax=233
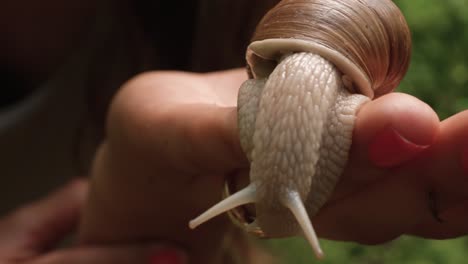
xmin=248 ymin=0 xmax=412 ymax=97
xmin=190 ymin=0 xmax=411 ymax=259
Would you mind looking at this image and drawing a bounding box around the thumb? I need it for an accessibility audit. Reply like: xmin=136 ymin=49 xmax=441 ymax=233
xmin=353 ymin=92 xmax=439 ymax=168
xmin=30 ymin=245 xmax=188 ymax=264
xmin=0 ymin=179 xmax=87 ymax=259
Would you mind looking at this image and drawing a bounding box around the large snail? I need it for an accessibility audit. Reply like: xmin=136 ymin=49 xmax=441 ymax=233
xmin=190 ymin=0 xmax=411 ymax=259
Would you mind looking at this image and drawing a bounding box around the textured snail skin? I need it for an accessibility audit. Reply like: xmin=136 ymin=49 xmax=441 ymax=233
xmin=189 ymin=0 xmax=412 ymax=259
xmin=190 ymin=52 xmax=368 ymax=258
xmin=240 ymin=52 xmax=369 ymax=252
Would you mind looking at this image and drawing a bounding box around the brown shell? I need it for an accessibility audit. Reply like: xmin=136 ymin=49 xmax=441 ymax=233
xmin=247 ymin=0 xmax=412 ymax=98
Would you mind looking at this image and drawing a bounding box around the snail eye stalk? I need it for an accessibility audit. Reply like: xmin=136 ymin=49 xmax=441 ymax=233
xmin=189 ymin=183 xmax=257 ymax=229
xmin=282 ymin=190 xmax=324 ymax=259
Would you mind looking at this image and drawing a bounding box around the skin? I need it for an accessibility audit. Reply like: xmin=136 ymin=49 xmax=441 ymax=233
xmin=0 ymin=180 xmax=187 ymax=264
xmin=79 ymin=68 xmax=468 ymax=263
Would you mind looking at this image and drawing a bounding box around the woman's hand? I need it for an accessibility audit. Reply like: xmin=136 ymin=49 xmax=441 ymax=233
xmin=79 ymin=68 xmax=468 ymax=263
xmin=0 ymin=179 xmax=187 ymax=264
xmin=78 ymin=70 xmax=256 ymax=264
xmin=313 ymin=93 xmax=468 ymax=244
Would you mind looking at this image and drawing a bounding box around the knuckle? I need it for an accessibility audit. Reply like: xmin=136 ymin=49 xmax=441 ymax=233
xmin=106 ymin=73 xmax=168 ymax=149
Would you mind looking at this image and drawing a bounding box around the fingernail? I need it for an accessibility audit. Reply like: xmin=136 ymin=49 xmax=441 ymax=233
xmin=368 ymin=127 xmax=429 ymax=167
xmin=149 ymin=248 xmax=187 ymax=264
xmin=462 ymin=146 xmax=468 ymax=177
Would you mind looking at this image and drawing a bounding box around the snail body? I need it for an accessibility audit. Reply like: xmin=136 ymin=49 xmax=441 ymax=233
xmin=190 ymin=0 xmax=411 ymax=259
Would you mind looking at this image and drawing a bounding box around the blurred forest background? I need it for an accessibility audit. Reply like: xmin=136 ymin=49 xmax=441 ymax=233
xmin=263 ymin=0 xmax=468 ymax=263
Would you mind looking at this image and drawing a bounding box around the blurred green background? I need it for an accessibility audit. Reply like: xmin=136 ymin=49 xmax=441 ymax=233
xmin=263 ymin=0 xmax=468 ymax=263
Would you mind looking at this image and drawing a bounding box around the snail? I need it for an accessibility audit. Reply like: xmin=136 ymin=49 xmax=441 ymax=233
xmin=189 ymin=0 xmax=412 ymax=259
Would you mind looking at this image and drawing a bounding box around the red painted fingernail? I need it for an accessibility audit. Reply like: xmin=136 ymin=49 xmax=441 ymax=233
xmin=368 ymin=127 xmax=429 ymax=168
xmin=149 ymin=248 xmax=187 ymax=264
xmin=462 ymin=147 xmax=468 ymax=177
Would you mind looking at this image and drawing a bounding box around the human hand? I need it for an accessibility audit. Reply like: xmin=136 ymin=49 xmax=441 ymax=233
xmin=0 ymin=179 xmax=187 ymax=264
xmin=78 ymin=68 xmax=468 ymax=263
xmin=78 ymin=70 xmax=270 ymax=264
xmin=315 ymin=98 xmax=468 ymax=243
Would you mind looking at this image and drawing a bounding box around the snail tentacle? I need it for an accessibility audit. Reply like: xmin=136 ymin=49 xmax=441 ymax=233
xmin=282 ymin=189 xmax=324 ymax=259
xmin=189 ymin=183 xmax=257 ymax=229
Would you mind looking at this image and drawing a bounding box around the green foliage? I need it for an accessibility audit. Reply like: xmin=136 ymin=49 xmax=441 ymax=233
xmin=395 ymin=0 xmax=468 ymax=119
xmin=264 ymin=236 xmax=468 ymax=264
xmin=263 ymin=1 xmax=468 ymax=263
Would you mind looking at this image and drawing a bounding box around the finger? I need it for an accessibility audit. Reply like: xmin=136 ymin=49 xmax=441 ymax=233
xmin=354 ymin=92 xmax=439 ymax=167
xmin=407 ymin=110 xmax=468 ymax=238
xmin=150 ymin=104 xmax=247 ymax=173
xmin=81 ymin=71 xmax=247 ymax=262
xmin=314 ymin=165 xmax=429 ymax=244
xmin=333 ymin=92 xmax=439 ymax=197
xmin=316 ymin=103 xmax=468 ymax=243
xmin=203 ymin=68 xmax=249 ymax=106
xmin=147 ymin=69 xmax=249 ymax=173
xmin=425 ymin=110 xmax=468 ymax=209
xmin=312 ymin=93 xmax=440 ymax=243
xmin=407 ymin=204 xmax=466 ymax=239
xmin=421 ymin=197 xmax=468 ymax=239
xmin=107 ymin=70 xmax=249 ymax=175
xmin=0 ymin=179 xmax=87 ymax=258
xmin=30 ymin=245 xmax=187 ymax=264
